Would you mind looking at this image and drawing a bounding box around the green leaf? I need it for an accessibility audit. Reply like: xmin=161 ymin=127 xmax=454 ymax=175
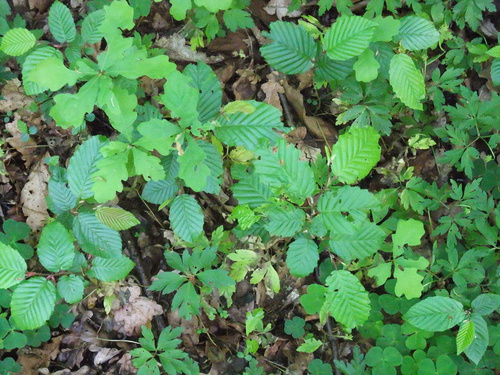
xmin=317 ymin=186 xmax=380 ymax=223
xmin=231 ymin=173 xmax=274 ymax=208
xmin=169 ymin=0 xmax=192 ymax=20
xmin=132 ymin=148 xmax=165 ymax=181
xmin=37 ymin=221 xmax=75 ymax=272
xmin=183 ymin=62 xmax=223 ymax=123
xmin=286 ymin=238 xmax=319 ymax=278
xmin=11 ymin=277 xmax=56 ymax=330
xmin=308 ymin=359 xmax=333 ymax=375
xmin=265 ymin=204 xmax=305 ymax=237
xmin=403 ymin=296 xmax=465 ymax=332
xmin=491 ymin=58 xmax=500 ymax=86
xmin=142 ymin=180 xmax=179 ymax=205
xmin=50 ymin=76 xmax=99 ymax=128
xmin=100 ymin=85 xmax=137 ymax=140
xmin=135 ymin=119 xmax=180 ymax=155
xmin=47 ymin=178 xmax=78 ymax=215
xmin=73 ymin=212 xmax=122 ymax=258
xmin=297 ymin=337 xmax=323 ymax=353
xmin=329 ymin=221 xmax=385 ymax=261
xmin=284 ymin=317 xmax=306 ymax=338
xmin=392 ymin=218 xmax=425 ymax=256
xmin=169 ymin=194 xmax=204 ymax=242
xmin=456 ymin=320 xmax=475 ymax=354
xmin=99 ymin=0 xmax=135 ymax=35
xmin=372 ymin=16 xmax=401 ymax=42
xmin=260 ymin=21 xmax=316 ymax=74
xmin=67 ymin=136 xmax=108 ymax=200
xmin=254 ymin=138 xmax=316 ymax=202
xmin=95 ymin=206 xmax=140 ymax=230
xmin=171 ymin=282 xmax=200 ymax=319
xmin=389 ymin=53 xmax=425 ymax=110
xmin=216 ymin=101 xmax=285 ymax=151
xmin=149 ymin=272 xmax=187 ymax=295
xmin=81 ymin=9 xmax=105 ymax=43
xmin=0 ymin=28 xmax=36 ymax=56
xmin=91 ymin=146 xmax=130 ymax=203
xmin=57 ymin=274 xmax=84 ymax=304
xmin=320 ymin=270 xmax=371 ymax=328
xmin=198 ymin=269 xmax=235 ymax=291
xmin=161 ymin=71 xmax=199 ymax=127
xmin=48 ymin=1 xmax=76 ymax=43
xmin=398 ymin=16 xmax=440 ymax=51
xmin=324 ymin=16 xmax=377 ymax=61
xmin=393 ymin=266 xmax=425 ymax=299
xmin=368 ymin=262 xmax=392 ymax=286
xmin=330 ymin=126 xmax=381 ymax=184
xmin=91 ymin=256 xmax=135 ymax=282
xmin=471 ymin=293 xmax=500 ymax=315
xmin=27 ymin=57 xmax=81 ymax=92
xmin=22 ymin=47 xmax=63 ymax=95
xmin=197 ymin=140 xmax=223 ymax=194
xmin=353 ymin=48 xmax=380 ymax=82
xmin=223 ymin=9 xmax=254 ymax=32
xmin=106 ymin=53 xmax=176 ymax=80
xmin=194 ymin=0 xmax=232 ymax=12
xmin=464 ymin=313 xmax=488 ymax=365
xmin=314 ymin=53 xmax=354 ymax=82
xmin=178 ymin=138 xmax=211 ymax=192
xmin=0 ymin=243 xmax=27 ymax=289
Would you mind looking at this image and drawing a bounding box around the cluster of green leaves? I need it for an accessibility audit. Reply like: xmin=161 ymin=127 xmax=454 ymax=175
xmin=130 ymin=325 xmax=199 ymax=375
xmin=149 ymin=247 xmax=234 ymax=320
xmin=168 ymin=0 xmax=254 ymax=48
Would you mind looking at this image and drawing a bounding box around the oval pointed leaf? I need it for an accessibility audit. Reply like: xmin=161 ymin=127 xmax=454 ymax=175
xmin=73 ymin=212 xmax=122 ymax=258
xmin=319 ymin=270 xmax=370 ymax=328
xmin=265 ymin=205 xmax=305 ymax=237
xmin=329 ymin=221 xmax=385 ymax=261
xmin=37 ymin=221 xmax=75 ymax=272
xmin=456 ymin=320 xmax=475 ymax=355
xmin=170 ymin=194 xmax=204 ymax=242
xmin=286 ymin=238 xmax=319 ymax=278
xmin=464 ymin=314 xmax=489 ymax=365
xmin=0 ymin=28 xmax=36 ymax=56
xmin=389 ymin=53 xmax=425 ymax=110
xmin=404 ymin=296 xmax=465 ymax=332
xmin=261 ymin=21 xmax=316 ymax=74
xmin=95 ymin=206 xmax=140 ymax=230
xmin=330 ymin=126 xmax=381 ymax=184
xmin=142 ymin=179 xmax=179 ymax=205
xmin=324 ymin=16 xmax=377 ymax=61
xmin=67 ymin=136 xmax=108 ymax=199
xmin=11 ymin=277 xmax=56 ymax=330
xmin=183 ymin=62 xmax=222 ymax=122
xmin=0 ymin=243 xmax=27 ymax=289
xmin=57 ymin=274 xmax=84 ymax=304
xmin=398 ymin=16 xmax=440 ymax=51
xmin=91 ymin=256 xmax=135 ymax=282
xmin=216 ymin=101 xmax=285 ymax=151
xmin=48 ymin=1 xmax=76 ymax=43
xmin=81 ymin=10 xmax=105 ymax=44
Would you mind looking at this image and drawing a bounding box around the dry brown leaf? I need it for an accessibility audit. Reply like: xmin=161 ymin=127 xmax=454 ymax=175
xmin=157 ymin=34 xmax=224 ymax=63
xmin=18 ymin=335 xmax=63 ymax=375
xmin=5 ymin=114 xmax=38 ymax=168
xmin=264 ymin=0 xmax=302 ymax=19
xmin=261 ymin=72 xmax=285 ymax=112
xmin=111 ymin=284 xmax=163 ymax=336
xmin=0 ymin=78 xmax=33 ymax=113
xmin=282 ymin=80 xmax=337 ymax=144
xmin=20 ymin=154 xmax=50 ymax=231
xmin=233 ymin=68 xmax=261 ymax=100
